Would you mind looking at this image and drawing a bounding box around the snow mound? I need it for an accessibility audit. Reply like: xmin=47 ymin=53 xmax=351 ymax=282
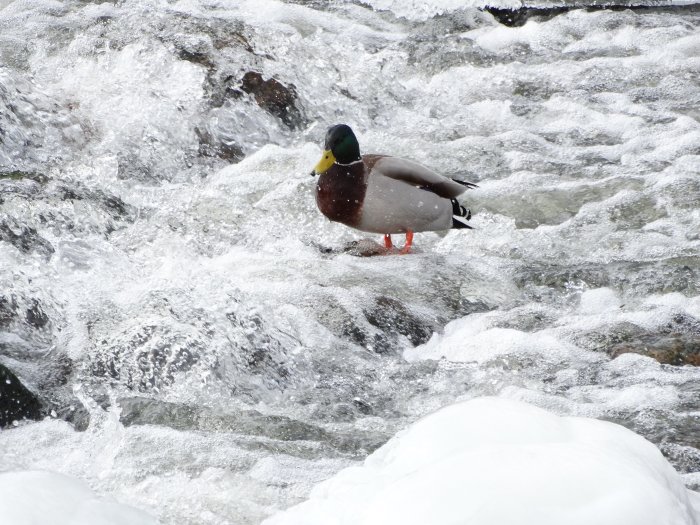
xmin=0 ymin=471 xmax=158 ymax=525
xmin=264 ymin=397 xmax=700 ymax=525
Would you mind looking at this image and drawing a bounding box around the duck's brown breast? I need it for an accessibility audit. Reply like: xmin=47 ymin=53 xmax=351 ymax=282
xmin=315 ymin=162 xmax=368 ymax=227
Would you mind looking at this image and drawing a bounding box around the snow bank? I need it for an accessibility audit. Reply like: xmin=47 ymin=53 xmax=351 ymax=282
xmin=264 ymin=397 xmax=700 ymax=525
xmin=0 ymin=470 xmax=158 ymax=525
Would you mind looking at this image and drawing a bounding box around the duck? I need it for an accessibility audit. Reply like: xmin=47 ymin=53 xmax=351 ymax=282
xmin=311 ymin=124 xmax=477 ymax=254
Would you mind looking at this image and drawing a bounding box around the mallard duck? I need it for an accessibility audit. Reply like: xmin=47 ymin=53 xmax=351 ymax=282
xmin=311 ymin=124 xmax=476 ymax=254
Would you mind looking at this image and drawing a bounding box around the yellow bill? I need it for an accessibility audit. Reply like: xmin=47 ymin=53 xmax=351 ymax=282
xmin=313 ymin=150 xmax=336 ymax=174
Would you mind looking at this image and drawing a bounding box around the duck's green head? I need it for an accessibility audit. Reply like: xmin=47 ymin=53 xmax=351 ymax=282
xmin=313 ymin=124 xmax=361 ymax=174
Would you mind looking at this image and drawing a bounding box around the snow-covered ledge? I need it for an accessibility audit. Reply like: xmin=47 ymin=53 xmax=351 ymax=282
xmin=265 ymin=397 xmax=700 ymax=525
xmin=0 ymin=471 xmax=158 ymax=525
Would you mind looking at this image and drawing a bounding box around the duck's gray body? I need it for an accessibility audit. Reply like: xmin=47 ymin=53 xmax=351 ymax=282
xmin=315 ymin=154 xmax=473 ymax=235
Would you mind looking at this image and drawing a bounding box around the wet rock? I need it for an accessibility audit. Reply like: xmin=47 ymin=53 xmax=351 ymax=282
xmin=97 ymin=341 xmax=200 ymax=392
xmin=610 ymin=333 xmax=700 ymax=366
xmin=119 ymin=396 xmax=387 ymax=456
xmin=177 ymin=48 xmax=215 ymax=70
xmin=364 ymin=296 xmax=436 ymax=347
xmin=458 ymin=298 xmax=494 ymax=316
xmin=352 ymin=397 xmax=373 ymax=415
xmin=195 ymin=126 xmax=244 ymax=162
xmin=0 ymin=219 xmax=54 ymax=259
xmin=0 ymin=296 xmax=17 ymax=327
xmin=216 ymin=310 xmax=293 ymax=398
xmin=120 ymin=396 xmax=328 ymax=440
xmin=116 ymin=154 xmax=159 ymax=183
xmin=0 ymin=170 xmax=48 ymax=184
xmin=576 ymin=316 xmax=700 ymax=366
xmin=0 ymin=338 xmax=89 ymax=431
xmin=483 ymin=7 xmax=569 ymax=27
xmin=58 ymin=183 xmax=133 ymax=221
xmin=0 ymin=363 xmax=43 ymax=427
xmin=659 ymin=443 xmax=700 ymax=476
xmin=54 ymin=403 xmax=90 ymax=432
xmin=119 ymin=397 xmax=198 ymax=429
xmin=342 ymin=239 xmax=390 ymax=257
xmin=515 ymin=264 xmax=610 ymax=290
xmin=25 ymin=300 xmax=49 ymax=329
xmin=340 ymin=319 xmax=392 ymax=354
xmin=482 ymin=5 xmax=696 ymax=28
xmin=515 ymin=261 xmax=693 ymax=296
xmin=239 ymin=72 xmax=307 ymax=129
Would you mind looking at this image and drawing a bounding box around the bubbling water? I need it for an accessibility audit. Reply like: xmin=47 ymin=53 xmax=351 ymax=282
xmin=0 ymin=0 xmax=699 ymax=523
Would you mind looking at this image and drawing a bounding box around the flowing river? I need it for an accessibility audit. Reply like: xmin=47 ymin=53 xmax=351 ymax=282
xmin=1 ymin=0 xmax=699 ymax=523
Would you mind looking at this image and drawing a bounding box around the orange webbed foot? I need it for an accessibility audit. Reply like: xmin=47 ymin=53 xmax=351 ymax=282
xmin=384 ymin=234 xmax=393 ymax=250
xmin=400 ymin=231 xmax=414 ymax=255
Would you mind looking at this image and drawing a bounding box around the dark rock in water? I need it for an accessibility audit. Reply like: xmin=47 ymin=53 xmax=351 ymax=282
xmin=119 ymin=396 xmax=388 ymax=457
xmin=0 ymin=170 xmax=49 ymax=184
xmin=54 ymin=403 xmax=90 ymax=432
xmin=611 ymin=333 xmax=700 ymax=366
xmin=0 ymin=363 xmax=43 ymax=427
xmin=516 ymin=263 xmax=610 ymax=291
xmin=117 ymin=154 xmax=160 ymax=183
xmin=0 ymin=331 xmax=90 ymax=431
xmin=58 ymin=183 xmax=133 ymax=221
xmin=575 ymin=316 xmax=700 ymax=366
xmin=659 ymin=442 xmax=700 ymax=476
xmin=0 ymin=220 xmax=54 ymax=259
xmin=0 ymin=296 xmax=17 ymax=327
xmin=119 ymin=396 xmax=330 ymax=440
xmin=177 ymin=48 xmax=215 ymax=70
xmin=239 ymin=71 xmax=307 ymax=129
xmin=195 ymin=126 xmax=244 ymax=161
xmin=485 ymin=3 xmax=700 ymax=28
xmin=25 ymin=300 xmax=49 ymax=329
xmin=90 ymin=323 xmax=204 ymax=393
xmin=340 ymin=319 xmax=392 ymax=354
xmin=342 ymin=239 xmax=390 ymax=257
xmin=483 ymin=6 xmax=568 ymax=27
xmin=364 ymin=296 xmax=435 ymax=347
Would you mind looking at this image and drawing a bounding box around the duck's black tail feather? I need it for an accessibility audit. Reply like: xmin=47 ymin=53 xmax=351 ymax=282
xmin=452 ymin=178 xmax=479 ymax=190
xmin=451 ymin=199 xmax=473 ymax=229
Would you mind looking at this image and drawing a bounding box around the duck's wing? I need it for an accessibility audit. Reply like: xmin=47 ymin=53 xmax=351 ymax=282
xmin=364 ymin=155 xmax=477 ymax=199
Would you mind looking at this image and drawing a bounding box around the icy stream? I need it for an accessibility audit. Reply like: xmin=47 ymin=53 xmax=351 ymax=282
xmin=1 ymin=0 xmax=699 ymax=523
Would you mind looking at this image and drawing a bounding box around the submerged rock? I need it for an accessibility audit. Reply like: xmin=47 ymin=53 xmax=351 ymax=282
xmin=195 ymin=125 xmax=244 ymax=161
xmin=0 ymin=170 xmax=48 ymax=184
xmin=0 ymin=363 xmax=43 ymax=427
xmin=483 ymin=7 xmax=569 ymax=27
xmin=0 ymin=219 xmax=54 ymax=259
xmin=484 ymin=4 xmax=700 ymax=28
xmin=0 ymin=296 xmax=17 ymax=327
xmin=575 ymin=314 xmax=700 ymax=366
xmin=25 ymin=300 xmax=48 ymax=329
xmin=610 ymin=333 xmax=700 ymax=366
xmin=119 ymin=396 xmax=387 ymax=457
xmin=364 ymin=296 xmax=435 ymax=347
xmin=239 ymin=72 xmax=307 ymax=129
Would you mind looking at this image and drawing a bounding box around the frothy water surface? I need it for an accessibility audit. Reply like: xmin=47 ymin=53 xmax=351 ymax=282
xmin=1 ymin=0 xmax=699 ymax=523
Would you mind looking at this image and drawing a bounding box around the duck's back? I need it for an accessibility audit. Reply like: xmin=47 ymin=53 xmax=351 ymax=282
xmin=357 ymin=162 xmax=453 ymax=234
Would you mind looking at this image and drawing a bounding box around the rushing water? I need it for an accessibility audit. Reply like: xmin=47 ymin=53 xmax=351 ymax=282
xmin=1 ymin=0 xmax=699 ymax=523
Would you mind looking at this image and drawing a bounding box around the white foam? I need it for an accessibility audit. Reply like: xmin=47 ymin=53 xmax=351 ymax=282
xmin=1 ymin=1 xmax=700 ymax=522
xmin=361 ymin=0 xmax=518 ymax=20
xmin=404 ymin=312 xmax=599 ymax=365
xmin=579 ymin=287 xmax=622 ymax=314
